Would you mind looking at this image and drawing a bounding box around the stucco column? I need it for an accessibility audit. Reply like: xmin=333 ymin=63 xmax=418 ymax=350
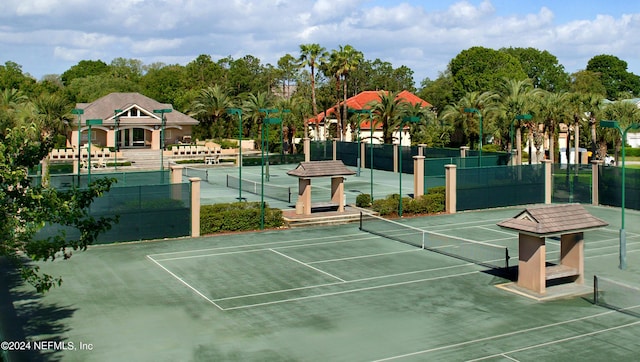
xmin=189 ymin=177 xmax=201 ymax=237
xmin=304 ymin=137 xmax=310 ymax=162
xmin=591 ymin=160 xmax=602 ymax=205
xmin=542 ymin=159 xmax=552 ymax=204
xmin=393 ymin=144 xmax=399 ymax=173
xmin=460 ymin=146 xmax=469 ymax=158
xmin=297 ymin=178 xmax=312 ymax=215
xmin=151 ymin=129 xmax=161 ymax=150
xmin=445 ymin=164 xmax=457 ymax=214
xmin=413 ymin=155 xmax=425 ymax=198
xmin=560 ymin=232 xmax=584 ymax=285
xmin=106 ymin=129 xmax=116 ymax=148
xmin=518 ymin=234 xmax=546 ymax=294
xmin=331 ymin=176 xmax=345 ymax=212
xmin=333 ymin=138 xmax=338 ymax=161
xmin=418 ymin=144 xmax=426 ymax=157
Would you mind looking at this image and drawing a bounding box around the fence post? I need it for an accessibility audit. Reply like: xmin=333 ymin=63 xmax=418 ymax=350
xmin=460 ymin=146 xmax=469 ymax=158
xmin=414 ymin=155 xmax=425 ymax=198
xmin=189 ymin=177 xmax=201 ymax=237
xmin=170 ymin=165 xmax=184 ymax=200
xmin=543 ymin=160 xmax=552 ymax=204
xmin=445 ymin=164 xmax=457 ymax=214
xmin=304 ymin=137 xmax=310 ymax=162
xmin=591 ymin=160 xmax=602 ymax=205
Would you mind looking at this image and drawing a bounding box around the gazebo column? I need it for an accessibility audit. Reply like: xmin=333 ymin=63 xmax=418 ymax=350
xmin=296 ymin=178 xmax=312 ymax=215
xmin=560 ymin=232 xmax=584 ymax=284
xmin=518 ymin=233 xmax=546 ymax=294
xmin=331 ymin=176 xmax=345 ymax=212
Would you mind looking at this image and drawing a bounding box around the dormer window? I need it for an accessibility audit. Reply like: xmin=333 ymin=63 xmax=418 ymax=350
xmin=130 ymin=108 xmax=138 ymax=117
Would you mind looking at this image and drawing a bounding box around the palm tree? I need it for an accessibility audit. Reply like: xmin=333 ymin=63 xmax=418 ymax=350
xmin=191 ymin=85 xmax=234 ymax=139
xmin=0 ymin=88 xmax=29 ymax=136
xmin=369 ymin=91 xmax=410 ymax=144
xmin=30 ymin=93 xmax=74 ymax=186
xmin=600 ymin=101 xmax=640 ymax=164
xmin=243 ymin=91 xmax=274 ymax=148
xmin=441 ymin=91 xmax=496 ymax=151
xmin=329 ymin=45 xmax=364 ymax=140
xmin=298 ymin=44 xmax=328 ymax=138
xmin=495 ymin=79 xmax=540 ymax=164
xmin=535 ymin=91 xmax=569 ymax=163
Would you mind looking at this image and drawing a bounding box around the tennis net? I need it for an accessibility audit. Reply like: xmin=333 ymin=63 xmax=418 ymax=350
xmin=226 ymin=174 xmax=292 ymax=203
xmin=594 ymin=275 xmax=640 ymax=317
xmin=182 ymin=166 xmax=211 ymax=182
xmin=359 ymin=212 xmax=510 ymax=270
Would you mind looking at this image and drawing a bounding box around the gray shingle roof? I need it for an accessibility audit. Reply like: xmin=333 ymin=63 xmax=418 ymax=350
xmin=287 ymin=160 xmax=356 ymax=178
xmin=496 ymin=204 xmax=608 ymax=236
xmin=75 ymin=92 xmax=198 ymax=126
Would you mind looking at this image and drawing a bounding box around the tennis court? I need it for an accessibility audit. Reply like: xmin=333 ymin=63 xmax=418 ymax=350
xmin=2 ymin=205 xmax=639 ymax=361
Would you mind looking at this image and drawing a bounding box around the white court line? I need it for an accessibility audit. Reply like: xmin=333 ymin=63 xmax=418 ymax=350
xmin=147 ymin=231 xmax=367 ymax=257
xmin=371 ymin=307 xmax=639 ymax=361
xmin=308 ymin=249 xmax=420 ymax=264
xmin=146 ymin=255 xmax=224 ymax=311
xmin=466 ymin=320 xmax=640 ymax=362
xmin=214 ymin=262 xmax=474 ymax=302
xmin=269 ymin=248 xmax=346 ymax=282
xmin=477 ymin=226 xmax=517 ymax=237
xmin=153 ymin=234 xmax=379 ymax=261
xmin=221 ymin=270 xmax=480 ymax=311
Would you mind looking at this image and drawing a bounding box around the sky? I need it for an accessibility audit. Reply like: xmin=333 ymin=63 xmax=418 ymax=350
xmin=1 ymin=0 xmax=639 ymax=87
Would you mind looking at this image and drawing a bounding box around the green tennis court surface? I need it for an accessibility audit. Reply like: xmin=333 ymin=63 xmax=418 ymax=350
xmin=2 ymin=205 xmax=639 ymax=361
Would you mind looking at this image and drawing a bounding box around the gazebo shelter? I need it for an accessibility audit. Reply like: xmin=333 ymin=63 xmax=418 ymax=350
xmin=287 ymin=160 xmax=356 ymax=215
xmin=497 ymin=204 xmax=608 ymax=295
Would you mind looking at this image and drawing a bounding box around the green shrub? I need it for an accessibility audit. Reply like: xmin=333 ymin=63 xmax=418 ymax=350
xmin=356 ymin=193 xmax=371 ymax=207
xmin=200 ymin=202 xmax=283 ymax=234
xmin=371 ymin=191 xmax=445 ymax=216
xmin=372 ymin=196 xmax=398 ymax=216
xmin=625 ymin=147 xmax=640 ymax=157
xmin=427 ymin=186 xmax=445 ymax=196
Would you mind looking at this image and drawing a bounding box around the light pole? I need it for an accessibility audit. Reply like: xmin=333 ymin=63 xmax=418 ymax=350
xmin=72 ymin=108 xmax=84 ymax=186
xmin=399 ymin=116 xmax=420 ymax=217
xmin=355 ymin=109 xmax=374 ymax=200
xmin=114 ymin=109 xmax=122 ymax=171
xmin=227 ymin=108 xmax=244 ymax=201
xmin=86 ymin=119 xmax=103 ymax=185
xmin=279 ymin=109 xmax=291 ymax=163
xmin=511 ymin=114 xmax=532 ymax=165
xmin=261 ymin=116 xmax=283 ymax=229
xmin=464 ymin=108 xmax=483 ymax=166
xmin=600 ymin=120 xmax=640 ymax=270
xmin=259 ymin=108 xmax=279 ymax=182
xmin=153 ymin=108 xmax=172 ymax=178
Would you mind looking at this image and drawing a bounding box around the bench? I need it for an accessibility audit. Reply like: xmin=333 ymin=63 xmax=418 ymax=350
xmin=310 ymin=202 xmax=340 ymax=212
xmin=545 ymin=264 xmax=579 ymax=280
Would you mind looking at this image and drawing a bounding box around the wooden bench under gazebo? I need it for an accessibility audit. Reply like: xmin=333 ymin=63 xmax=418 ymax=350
xmin=497 ymin=204 xmax=608 ymax=296
xmin=287 ymin=160 xmax=356 ymax=215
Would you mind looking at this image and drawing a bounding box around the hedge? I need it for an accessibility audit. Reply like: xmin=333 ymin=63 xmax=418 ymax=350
xmin=200 ymin=202 xmax=283 ymax=234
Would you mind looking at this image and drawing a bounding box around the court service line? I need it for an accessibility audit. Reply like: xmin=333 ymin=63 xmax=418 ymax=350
xmin=146 ymin=255 xmax=224 ymax=311
xmin=153 ymin=234 xmax=381 ymax=262
xmin=308 ymin=249 xmax=421 ymax=264
xmin=371 ymin=307 xmax=634 ymax=361
xmin=466 ymin=320 xmax=640 ymax=362
xmin=147 ymin=231 xmax=367 ymax=257
xmin=213 ymin=262 xmax=476 ymax=302
xmin=221 ymin=270 xmax=480 ymax=311
xmin=269 ymin=249 xmax=346 ymax=282
xmin=477 ymin=226 xmax=517 ymax=237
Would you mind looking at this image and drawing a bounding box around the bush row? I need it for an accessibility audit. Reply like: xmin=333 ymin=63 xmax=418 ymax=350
xmin=360 ymin=186 xmax=446 ymax=216
xmin=200 ymin=202 xmax=283 ymax=234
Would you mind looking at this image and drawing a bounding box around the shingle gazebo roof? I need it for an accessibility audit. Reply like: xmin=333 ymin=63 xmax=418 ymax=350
xmin=496 ymin=204 xmax=608 ymax=237
xmin=287 ymin=160 xmax=356 ymax=178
